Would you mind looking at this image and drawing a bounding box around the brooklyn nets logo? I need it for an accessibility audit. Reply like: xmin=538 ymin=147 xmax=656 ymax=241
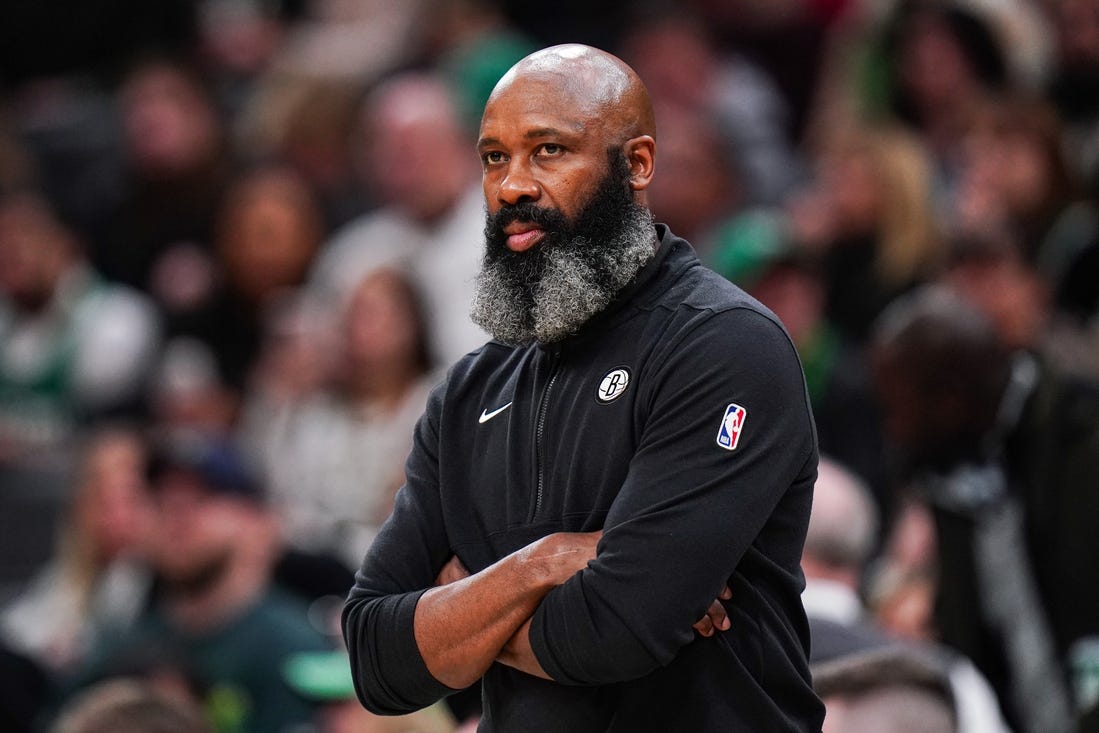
xmin=596 ymin=367 xmax=631 ymax=403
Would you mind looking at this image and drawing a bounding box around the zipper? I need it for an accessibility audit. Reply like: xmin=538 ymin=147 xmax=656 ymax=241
xmin=532 ymin=350 xmax=561 ymax=520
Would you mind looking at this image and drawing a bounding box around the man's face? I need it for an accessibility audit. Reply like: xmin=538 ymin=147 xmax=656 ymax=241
xmin=477 ymin=74 xmax=623 ymax=246
xmin=150 ymin=471 xmax=242 ymax=593
xmin=0 ymin=197 xmax=69 ymax=311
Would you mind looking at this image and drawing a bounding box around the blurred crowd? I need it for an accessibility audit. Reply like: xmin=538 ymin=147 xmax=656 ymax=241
xmin=0 ymin=0 xmax=1097 ymax=732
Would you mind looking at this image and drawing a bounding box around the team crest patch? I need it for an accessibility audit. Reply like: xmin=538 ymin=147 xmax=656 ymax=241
xmin=716 ymin=403 xmax=747 ymax=450
xmin=596 ymin=367 xmax=631 ymax=403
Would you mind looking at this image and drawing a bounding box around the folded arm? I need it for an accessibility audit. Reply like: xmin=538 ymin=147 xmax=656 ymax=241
xmin=497 ymin=586 xmax=732 ymax=678
xmin=413 ymin=531 xmax=600 ymax=688
xmin=526 ymin=310 xmax=816 ymax=685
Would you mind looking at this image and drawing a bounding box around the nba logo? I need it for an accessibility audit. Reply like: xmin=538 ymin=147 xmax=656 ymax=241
xmin=716 ymin=403 xmax=747 ymax=451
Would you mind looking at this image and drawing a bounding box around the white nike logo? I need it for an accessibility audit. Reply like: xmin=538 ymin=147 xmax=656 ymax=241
xmin=478 ymin=402 xmax=513 ymax=424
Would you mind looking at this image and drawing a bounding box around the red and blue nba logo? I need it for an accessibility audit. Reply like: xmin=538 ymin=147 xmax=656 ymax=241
xmin=716 ymin=403 xmax=747 ymax=451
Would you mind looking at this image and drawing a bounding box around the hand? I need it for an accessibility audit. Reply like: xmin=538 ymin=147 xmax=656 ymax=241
xmin=692 ymin=585 xmax=732 ymax=637
xmin=435 ymin=555 xmax=471 ymax=586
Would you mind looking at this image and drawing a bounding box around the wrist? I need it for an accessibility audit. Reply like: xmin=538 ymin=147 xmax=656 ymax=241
xmin=520 ymin=532 xmax=599 ymax=587
xmin=514 ymin=535 xmax=569 ymax=590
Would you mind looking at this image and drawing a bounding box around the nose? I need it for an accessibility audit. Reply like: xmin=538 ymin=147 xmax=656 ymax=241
xmin=497 ymin=161 xmax=541 ymax=206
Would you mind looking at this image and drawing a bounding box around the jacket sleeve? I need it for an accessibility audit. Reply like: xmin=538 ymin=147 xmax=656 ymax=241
xmin=342 ymin=381 xmax=459 ymax=713
xmin=528 ymin=307 xmax=817 ymax=685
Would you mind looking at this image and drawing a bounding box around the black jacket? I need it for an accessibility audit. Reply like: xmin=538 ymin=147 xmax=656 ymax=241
xmin=343 ymin=226 xmax=825 ymax=732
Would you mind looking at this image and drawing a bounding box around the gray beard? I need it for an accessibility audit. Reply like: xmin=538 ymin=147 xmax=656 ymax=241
xmin=470 ymin=205 xmax=657 ymax=345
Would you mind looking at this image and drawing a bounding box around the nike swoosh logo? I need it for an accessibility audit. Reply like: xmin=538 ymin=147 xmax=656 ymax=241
xmin=478 ymin=402 xmax=513 ymax=424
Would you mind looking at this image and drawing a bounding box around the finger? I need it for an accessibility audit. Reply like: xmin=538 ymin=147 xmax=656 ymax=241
xmin=719 ymin=585 xmax=732 ymax=600
xmin=706 ymin=600 xmax=731 ymax=632
xmin=693 ymin=614 xmax=714 ymax=637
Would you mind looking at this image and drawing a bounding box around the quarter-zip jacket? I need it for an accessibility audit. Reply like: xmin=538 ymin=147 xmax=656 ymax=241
xmin=344 ymin=225 xmax=825 ymax=732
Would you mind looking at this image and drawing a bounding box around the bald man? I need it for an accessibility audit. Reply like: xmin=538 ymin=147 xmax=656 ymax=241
xmin=344 ymin=45 xmax=824 ymax=731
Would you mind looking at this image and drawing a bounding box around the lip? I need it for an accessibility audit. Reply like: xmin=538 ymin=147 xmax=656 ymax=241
xmin=503 ymin=222 xmax=545 ymax=253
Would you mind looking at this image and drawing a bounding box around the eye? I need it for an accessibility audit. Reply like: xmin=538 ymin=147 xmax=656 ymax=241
xmin=537 ymin=143 xmax=564 ymax=157
xmin=481 ymin=150 xmax=507 ymax=166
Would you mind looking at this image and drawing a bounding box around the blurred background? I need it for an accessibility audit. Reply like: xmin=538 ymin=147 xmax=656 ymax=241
xmin=0 ymin=1 xmax=1097 ymax=732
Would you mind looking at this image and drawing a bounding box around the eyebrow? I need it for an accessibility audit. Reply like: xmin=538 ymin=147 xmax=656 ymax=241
xmin=477 ymin=125 xmax=584 ymax=151
xmin=524 ymin=126 xmax=576 ymax=139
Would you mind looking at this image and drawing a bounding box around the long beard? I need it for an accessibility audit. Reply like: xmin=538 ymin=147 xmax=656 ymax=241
xmin=471 ymin=152 xmax=657 ymax=345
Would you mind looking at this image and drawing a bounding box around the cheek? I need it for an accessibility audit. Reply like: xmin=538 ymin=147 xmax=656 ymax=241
xmin=553 ymin=173 xmax=589 ymax=214
xmin=483 ymin=175 xmax=500 ymax=213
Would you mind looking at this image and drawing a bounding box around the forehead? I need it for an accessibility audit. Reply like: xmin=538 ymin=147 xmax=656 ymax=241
xmin=479 ymin=71 xmax=611 ymax=142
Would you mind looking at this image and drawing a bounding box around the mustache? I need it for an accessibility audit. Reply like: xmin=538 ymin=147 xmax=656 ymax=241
xmin=485 ymin=202 xmax=571 ymax=240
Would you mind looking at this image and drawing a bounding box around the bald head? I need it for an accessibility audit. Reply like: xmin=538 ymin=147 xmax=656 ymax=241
xmin=489 ymin=44 xmax=655 ymax=145
xmin=805 ymin=458 xmax=879 ymax=574
xmin=478 ymin=45 xmax=658 ymax=216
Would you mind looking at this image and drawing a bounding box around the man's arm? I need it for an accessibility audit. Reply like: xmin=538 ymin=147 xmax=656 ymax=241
xmin=412 ymin=531 xmax=599 ymax=689
xmin=497 ymin=588 xmax=733 ymax=678
xmin=343 ymin=380 xmax=603 ymax=710
xmin=526 ymin=309 xmax=816 ymax=685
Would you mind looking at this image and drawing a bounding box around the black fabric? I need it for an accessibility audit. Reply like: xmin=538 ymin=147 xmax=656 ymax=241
xmin=344 ymin=226 xmax=824 ymax=731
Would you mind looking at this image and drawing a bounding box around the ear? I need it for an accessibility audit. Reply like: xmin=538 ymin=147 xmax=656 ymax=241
xmin=624 ymin=135 xmax=655 ymax=192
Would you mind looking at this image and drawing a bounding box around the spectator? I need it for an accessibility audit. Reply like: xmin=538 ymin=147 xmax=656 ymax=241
xmin=641 ymin=103 xmax=744 ymax=261
xmin=308 ymin=72 xmax=488 ymax=366
xmin=805 ymin=456 xmax=1011 ymax=733
xmin=237 ymin=78 xmax=366 ymax=230
xmin=803 ymin=457 xmax=881 ymax=635
xmin=1 ymin=425 xmax=154 ymax=677
xmin=191 ymin=164 xmax=325 ymax=389
xmin=78 ymin=432 xmax=330 ymax=733
xmin=0 ymin=191 xmax=161 ymax=459
xmin=953 ymin=96 xmax=1099 ymax=323
xmin=878 ymin=2 xmax=1008 ymax=172
xmin=94 ymin=58 xmax=230 ymax=304
xmin=789 ymin=123 xmax=942 ymax=344
xmin=51 ymin=678 xmax=211 ymax=733
xmin=243 ymin=268 xmax=436 ymax=569
xmin=940 ymin=224 xmax=1099 ymax=379
xmin=815 ymin=646 xmax=958 ymax=733
xmin=871 ymin=284 xmax=1099 ymax=732
xmin=618 ymin=13 xmax=804 ymax=208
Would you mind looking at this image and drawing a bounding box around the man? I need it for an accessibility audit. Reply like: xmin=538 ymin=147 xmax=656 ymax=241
xmin=51 ymin=678 xmax=211 ymax=733
xmin=871 ymin=285 xmax=1099 ymax=733
xmin=814 ymin=647 xmax=958 ymax=733
xmin=80 ymin=433 xmax=330 ymax=733
xmin=344 ymin=45 xmax=823 ymax=731
xmin=803 ymin=457 xmax=1010 ymax=733
xmin=0 ymin=191 xmax=161 ymax=458
xmin=309 ymin=73 xmax=488 ymax=366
